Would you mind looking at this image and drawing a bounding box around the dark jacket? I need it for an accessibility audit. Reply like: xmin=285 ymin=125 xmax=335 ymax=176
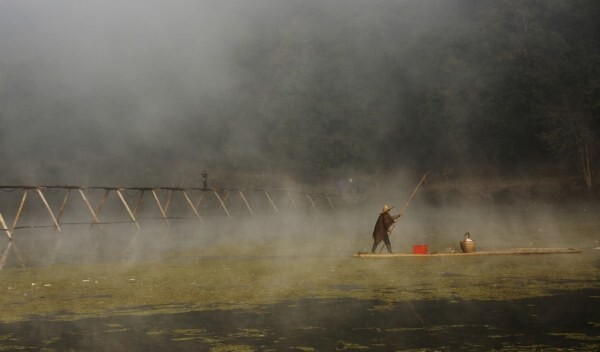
xmin=372 ymin=211 xmax=396 ymax=243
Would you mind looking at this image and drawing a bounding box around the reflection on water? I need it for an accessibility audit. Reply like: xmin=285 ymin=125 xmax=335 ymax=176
xmin=0 ymin=291 xmax=599 ymax=351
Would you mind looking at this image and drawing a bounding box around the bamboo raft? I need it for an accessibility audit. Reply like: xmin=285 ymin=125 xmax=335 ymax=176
xmin=354 ymin=248 xmax=582 ymax=258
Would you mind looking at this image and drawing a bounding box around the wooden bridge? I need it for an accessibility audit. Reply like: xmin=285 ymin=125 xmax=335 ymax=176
xmin=0 ymin=185 xmax=370 ymax=268
xmin=0 ymin=185 xmax=363 ymax=241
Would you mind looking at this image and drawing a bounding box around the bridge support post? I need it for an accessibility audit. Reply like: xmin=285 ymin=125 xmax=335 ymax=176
xmin=238 ymin=190 xmax=254 ymax=216
xmin=265 ymin=191 xmax=279 ymax=213
xmin=78 ymin=189 xmax=104 ymax=234
xmin=36 ymin=188 xmax=61 ymax=233
xmin=182 ymin=190 xmax=203 ymax=223
xmin=11 ymin=190 xmax=28 ymax=233
xmin=116 ymin=189 xmax=141 ymax=231
xmin=151 ymin=189 xmax=170 ymax=226
xmin=213 ymin=191 xmax=231 ymax=218
xmin=306 ymin=193 xmax=318 ymax=212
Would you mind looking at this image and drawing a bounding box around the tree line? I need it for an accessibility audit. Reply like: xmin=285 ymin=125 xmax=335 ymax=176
xmin=239 ymin=0 xmax=600 ymax=188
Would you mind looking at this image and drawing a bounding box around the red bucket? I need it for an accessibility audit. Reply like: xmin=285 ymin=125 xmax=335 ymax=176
xmin=413 ymin=244 xmax=429 ymax=254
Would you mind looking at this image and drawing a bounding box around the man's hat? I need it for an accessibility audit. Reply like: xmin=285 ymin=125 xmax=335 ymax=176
xmin=380 ymin=205 xmax=394 ymax=214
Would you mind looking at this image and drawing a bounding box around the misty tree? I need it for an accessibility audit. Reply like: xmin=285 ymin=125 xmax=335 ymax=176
xmin=440 ymin=0 xmax=599 ymax=183
xmin=511 ymin=0 xmax=600 ymax=190
xmin=233 ymin=0 xmax=600 ymax=183
xmin=467 ymin=0 xmax=551 ymax=168
xmin=536 ymin=38 xmax=600 ymax=189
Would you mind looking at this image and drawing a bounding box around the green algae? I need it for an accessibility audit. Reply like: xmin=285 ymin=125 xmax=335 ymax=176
xmin=0 ymin=245 xmax=598 ymax=323
xmin=1 ymin=203 xmax=599 ymax=327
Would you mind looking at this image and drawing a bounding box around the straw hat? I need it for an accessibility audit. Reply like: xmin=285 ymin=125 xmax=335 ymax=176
xmin=380 ymin=205 xmax=394 ymax=214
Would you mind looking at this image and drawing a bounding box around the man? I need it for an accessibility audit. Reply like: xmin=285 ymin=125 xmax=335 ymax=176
xmin=372 ymin=205 xmax=401 ymax=254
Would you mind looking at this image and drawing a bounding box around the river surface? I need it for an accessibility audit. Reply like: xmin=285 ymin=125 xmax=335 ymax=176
xmin=1 ymin=202 xmax=599 ymax=351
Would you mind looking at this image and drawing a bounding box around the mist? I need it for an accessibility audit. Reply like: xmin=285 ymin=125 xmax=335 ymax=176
xmin=0 ymin=0 xmax=598 ymax=273
xmin=6 ymin=0 xmax=590 ymax=186
xmin=0 ymin=1 xmax=599 ymax=349
xmin=1 ymin=0 xmax=269 ymax=185
xmin=0 ymin=0 xmax=599 ymax=188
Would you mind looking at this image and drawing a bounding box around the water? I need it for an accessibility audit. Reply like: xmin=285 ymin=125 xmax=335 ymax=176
xmin=1 ymin=202 xmax=599 ymax=350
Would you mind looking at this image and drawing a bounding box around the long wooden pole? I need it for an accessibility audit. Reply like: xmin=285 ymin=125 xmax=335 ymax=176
xmin=398 ymin=172 xmax=428 ymax=216
xmin=379 ymin=172 xmax=428 ymax=253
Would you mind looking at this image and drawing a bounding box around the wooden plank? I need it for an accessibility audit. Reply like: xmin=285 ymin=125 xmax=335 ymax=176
xmin=509 ymin=247 xmax=582 ymax=253
xmin=354 ymin=248 xmax=582 ymax=258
